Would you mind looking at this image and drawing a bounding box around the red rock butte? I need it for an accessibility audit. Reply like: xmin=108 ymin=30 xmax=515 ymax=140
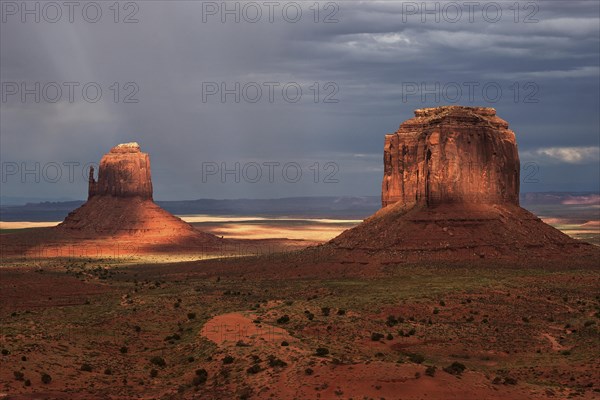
xmin=330 ymin=106 xmax=598 ymax=261
xmin=88 ymin=142 xmax=153 ymax=199
xmin=53 ymin=142 xmax=221 ymax=251
xmin=382 ymin=106 xmax=519 ymax=207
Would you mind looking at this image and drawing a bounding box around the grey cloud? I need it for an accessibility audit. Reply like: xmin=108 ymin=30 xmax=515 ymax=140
xmin=1 ymin=0 xmax=598 ymax=201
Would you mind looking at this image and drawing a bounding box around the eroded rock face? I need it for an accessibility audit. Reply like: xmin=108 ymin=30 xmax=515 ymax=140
xmin=328 ymin=106 xmax=600 ymax=261
xmin=88 ymin=142 xmax=153 ymax=200
xmin=382 ymin=106 xmax=520 ymax=207
xmin=56 ymin=143 xmax=221 ymax=249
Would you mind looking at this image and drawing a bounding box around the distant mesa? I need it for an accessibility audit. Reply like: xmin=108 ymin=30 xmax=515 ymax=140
xmin=330 ymin=106 xmax=598 ymax=261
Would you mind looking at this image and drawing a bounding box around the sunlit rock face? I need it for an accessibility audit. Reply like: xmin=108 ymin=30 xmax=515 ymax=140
xmin=57 ymin=143 xmax=220 ymax=247
xmin=88 ymin=142 xmax=153 ymax=200
xmin=382 ymin=106 xmax=520 ymax=207
xmin=329 ymin=106 xmax=598 ymax=260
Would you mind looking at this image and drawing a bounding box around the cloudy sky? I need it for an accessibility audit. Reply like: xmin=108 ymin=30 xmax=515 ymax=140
xmin=1 ymin=0 xmax=599 ymax=202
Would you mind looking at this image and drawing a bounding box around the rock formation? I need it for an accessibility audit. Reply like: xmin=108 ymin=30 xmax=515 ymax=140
xmin=331 ymin=106 xmax=598 ymax=261
xmin=88 ymin=142 xmax=153 ymax=199
xmin=382 ymin=107 xmax=519 ymax=207
xmin=54 ymin=142 xmax=221 ymax=251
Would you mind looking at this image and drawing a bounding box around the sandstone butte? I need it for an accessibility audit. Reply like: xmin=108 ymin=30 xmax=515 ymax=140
xmin=0 ymin=142 xmax=224 ymax=257
xmin=52 ymin=142 xmax=221 ymax=250
xmin=329 ymin=106 xmax=599 ymax=262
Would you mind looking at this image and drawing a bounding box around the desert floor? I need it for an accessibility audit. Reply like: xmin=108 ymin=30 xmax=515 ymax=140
xmin=1 ymin=252 xmax=599 ymax=399
xmin=1 ymin=203 xmax=599 ymax=399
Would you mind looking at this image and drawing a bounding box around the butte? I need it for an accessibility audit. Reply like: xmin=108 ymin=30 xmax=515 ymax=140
xmin=328 ymin=106 xmax=599 ymax=262
xmin=2 ymin=143 xmax=222 ymax=258
xmin=55 ymin=142 xmax=222 ymax=253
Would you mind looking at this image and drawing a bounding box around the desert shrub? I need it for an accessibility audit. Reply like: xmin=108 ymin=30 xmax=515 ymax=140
xmin=433 ymin=308 xmax=439 ymax=315
xmin=268 ymin=356 xmax=287 ymax=368
xmin=134 ymin=325 xmax=141 ymax=333
xmin=104 ymin=368 xmax=112 ymax=375
xmin=584 ymin=320 xmax=595 ymax=327
xmin=236 ymin=340 xmax=250 ymax=347
xmin=492 ymin=376 xmax=502 ymax=385
xmin=276 ymin=315 xmax=290 ymax=324
xmin=315 ymin=347 xmax=329 ymax=357
xmin=191 ymin=375 xmax=204 ymax=386
xmin=371 ymin=332 xmax=384 ymax=341
xmin=21 ymin=356 xmax=27 ymax=361
xmin=81 ymin=363 xmax=93 ymax=372
xmin=1 ymin=349 xmax=9 ymax=355
xmin=443 ymin=362 xmax=466 ymax=375
xmin=306 ymin=312 xmax=315 ymax=321
xmin=223 ymin=355 xmax=234 ymax=364
xmin=522 ymin=316 xmax=529 ymax=323
xmin=425 ymin=366 xmax=436 ymax=377
xmin=305 ymin=368 xmax=314 ymax=375
xmin=150 ymin=369 xmax=158 ymax=378
xmin=561 ymin=350 xmax=571 ymax=356
xmin=386 ymin=333 xmax=393 ymax=340
xmin=439 ymin=300 xmax=446 ymax=306
xmin=13 ymin=371 xmax=24 ymax=381
xmin=321 ymin=307 xmax=330 ymax=316
xmin=408 ymin=353 xmax=425 ymax=364
xmin=194 ymin=368 xmax=208 ymax=385
xmin=503 ymin=377 xmax=518 ymax=385
xmin=174 ymin=302 xmax=180 ymax=308
xmin=246 ymin=364 xmax=262 ymax=374
xmin=24 ymin=379 xmax=31 ymax=386
xmin=187 ymin=356 xmax=195 ymax=362
xmin=386 ymin=315 xmax=398 ymax=327
xmin=281 ymin=341 xmax=289 ymax=347
xmin=150 ymin=356 xmax=166 ymax=367
xmin=466 ymin=316 xmax=474 ymax=322
xmin=41 ymin=373 xmax=52 ymax=384
xmin=120 ymin=346 xmax=128 ymax=354
xmin=337 ymin=309 xmax=346 ymax=316
xmin=415 ymin=372 xmax=421 ymax=379
xmin=187 ymin=312 xmax=196 ymax=320
xmin=238 ymin=386 xmax=253 ymax=400
xmin=408 ymin=328 xmax=416 ymax=336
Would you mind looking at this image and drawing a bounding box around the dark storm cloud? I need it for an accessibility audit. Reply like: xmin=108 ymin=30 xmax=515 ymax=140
xmin=1 ymin=0 xmax=598 ymax=201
